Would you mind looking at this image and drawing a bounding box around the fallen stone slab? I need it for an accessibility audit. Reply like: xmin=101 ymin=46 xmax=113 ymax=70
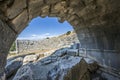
xmin=53 ymin=48 xmax=67 ymax=57
xmin=66 ymin=49 xmax=78 ymax=56
xmin=13 ymin=64 xmax=33 ymax=80
xmin=5 ymin=57 xmax=23 ymax=78
xmin=11 ymin=48 xmax=99 ymax=80
xmin=23 ymin=54 xmax=39 ymax=64
xmin=47 ymin=57 xmax=99 ymax=80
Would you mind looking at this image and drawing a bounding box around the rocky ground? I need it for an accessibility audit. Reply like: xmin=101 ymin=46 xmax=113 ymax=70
xmin=6 ymin=46 xmax=120 ymax=80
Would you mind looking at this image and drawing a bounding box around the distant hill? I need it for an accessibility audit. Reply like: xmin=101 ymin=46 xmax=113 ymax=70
xmin=16 ymin=31 xmax=80 ymax=53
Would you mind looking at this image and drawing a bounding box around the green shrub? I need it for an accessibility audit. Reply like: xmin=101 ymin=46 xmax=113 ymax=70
xmin=66 ymin=31 xmax=71 ymax=35
xmin=10 ymin=42 xmax=16 ymax=51
xmin=46 ymin=37 xmax=50 ymax=39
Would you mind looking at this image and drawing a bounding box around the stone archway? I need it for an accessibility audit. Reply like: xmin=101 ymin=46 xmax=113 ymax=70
xmin=0 ymin=0 xmax=120 ymax=79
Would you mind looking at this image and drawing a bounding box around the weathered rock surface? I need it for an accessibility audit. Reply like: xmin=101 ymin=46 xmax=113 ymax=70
xmin=0 ymin=1 xmax=120 ymax=80
xmin=63 ymin=58 xmax=90 ymax=80
xmin=52 ymin=48 xmax=68 ymax=57
xmin=13 ymin=64 xmax=33 ymax=80
xmin=23 ymin=54 xmax=39 ymax=64
xmin=5 ymin=57 xmax=23 ymax=78
xmin=47 ymin=56 xmax=82 ymax=80
xmin=7 ymin=47 xmax=120 ymax=80
xmin=91 ymin=69 xmax=120 ymax=80
xmin=66 ymin=49 xmax=78 ymax=56
xmin=12 ymin=48 xmax=99 ymax=80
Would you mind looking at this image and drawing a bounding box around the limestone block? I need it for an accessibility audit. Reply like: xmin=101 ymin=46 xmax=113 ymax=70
xmin=10 ymin=10 xmax=28 ymax=33
xmin=7 ymin=0 xmax=27 ymax=19
xmin=40 ymin=5 xmax=50 ymax=17
xmin=13 ymin=65 xmax=33 ymax=80
xmin=23 ymin=55 xmax=38 ymax=64
xmin=67 ymin=15 xmax=78 ymax=22
xmin=64 ymin=58 xmax=90 ymax=80
xmin=0 ymin=20 xmax=16 ymax=50
xmin=40 ymin=56 xmax=53 ymax=65
xmin=29 ymin=0 xmax=44 ymax=19
xmin=51 ymin=1 xmax=66 ymax=15
xmin=44 ymin=0 xmax=61 ymax=5
xmin=69 ymin=0 xmax=85 ymax=9
xmin=66 ymin=49 xmax=78 ymax=56
xmin=53 ymin=48 xmax=67 ymax=57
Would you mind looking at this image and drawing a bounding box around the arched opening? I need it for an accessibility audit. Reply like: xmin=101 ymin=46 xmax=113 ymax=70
xmin=6 ymin=16 xmax=120 ymax=80
xmin=9 ymin=16 xmax=78 ymax=54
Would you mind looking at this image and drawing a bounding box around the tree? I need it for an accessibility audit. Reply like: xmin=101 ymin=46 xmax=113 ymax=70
xmin=46 ymin=37 xmax=50 ymax=39
xmin=66 ymin=31 xmax=71 ymax=35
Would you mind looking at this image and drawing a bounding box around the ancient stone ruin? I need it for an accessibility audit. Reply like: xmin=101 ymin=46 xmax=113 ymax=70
xmin=0 ymin=0 xmax=120 ymax=80
xmin=16 ymin=31 xmax=79 ymax=53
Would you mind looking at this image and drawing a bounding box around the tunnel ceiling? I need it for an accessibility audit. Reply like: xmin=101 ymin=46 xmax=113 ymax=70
xmin=0 ymin=0 xmax=120 ymax=50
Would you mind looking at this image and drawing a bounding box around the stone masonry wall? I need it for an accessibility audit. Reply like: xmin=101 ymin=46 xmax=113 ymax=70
xmin=0 ymin=0 xmax=120 ymax=79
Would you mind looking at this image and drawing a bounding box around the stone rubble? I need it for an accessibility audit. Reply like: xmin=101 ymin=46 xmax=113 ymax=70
xmin=12 ymin=47 xmax=99 ymax=80
xmin=6 ymin=45 xmax=120 ymax=80
xmin=0 ymin=1 xmax=120 ymax=80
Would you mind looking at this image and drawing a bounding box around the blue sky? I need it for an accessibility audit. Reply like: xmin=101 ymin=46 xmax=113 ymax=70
xmin=18 ymin=17 xmax=73 ymax=40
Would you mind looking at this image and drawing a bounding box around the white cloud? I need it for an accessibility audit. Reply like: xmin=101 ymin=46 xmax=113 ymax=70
xmin=17 ymin=33 xmax=58 ymax=40
xmin=44 ymin=33 xmax=50 ymax=36
xmin=31 ymin=34 xmax=37 ymax=37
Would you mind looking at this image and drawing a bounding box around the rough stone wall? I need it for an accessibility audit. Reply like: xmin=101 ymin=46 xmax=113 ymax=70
xmin=0 ymin=18 xmax=17 ymax=80
xmin=0 ymin=0 xmax=120 ymax=79
xmin=17 ymin=32 xmax=79 ymax=53
xmin=0 ymin=0 xmax=120 ymax=50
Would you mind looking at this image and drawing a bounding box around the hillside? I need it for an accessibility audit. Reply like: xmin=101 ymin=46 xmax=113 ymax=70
xmin=17 ymin=31 xmax=79 ymax=53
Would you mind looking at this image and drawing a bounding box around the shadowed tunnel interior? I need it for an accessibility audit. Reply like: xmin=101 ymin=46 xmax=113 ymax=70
xmin=0 ymin=0 xmax=120 ymax=79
